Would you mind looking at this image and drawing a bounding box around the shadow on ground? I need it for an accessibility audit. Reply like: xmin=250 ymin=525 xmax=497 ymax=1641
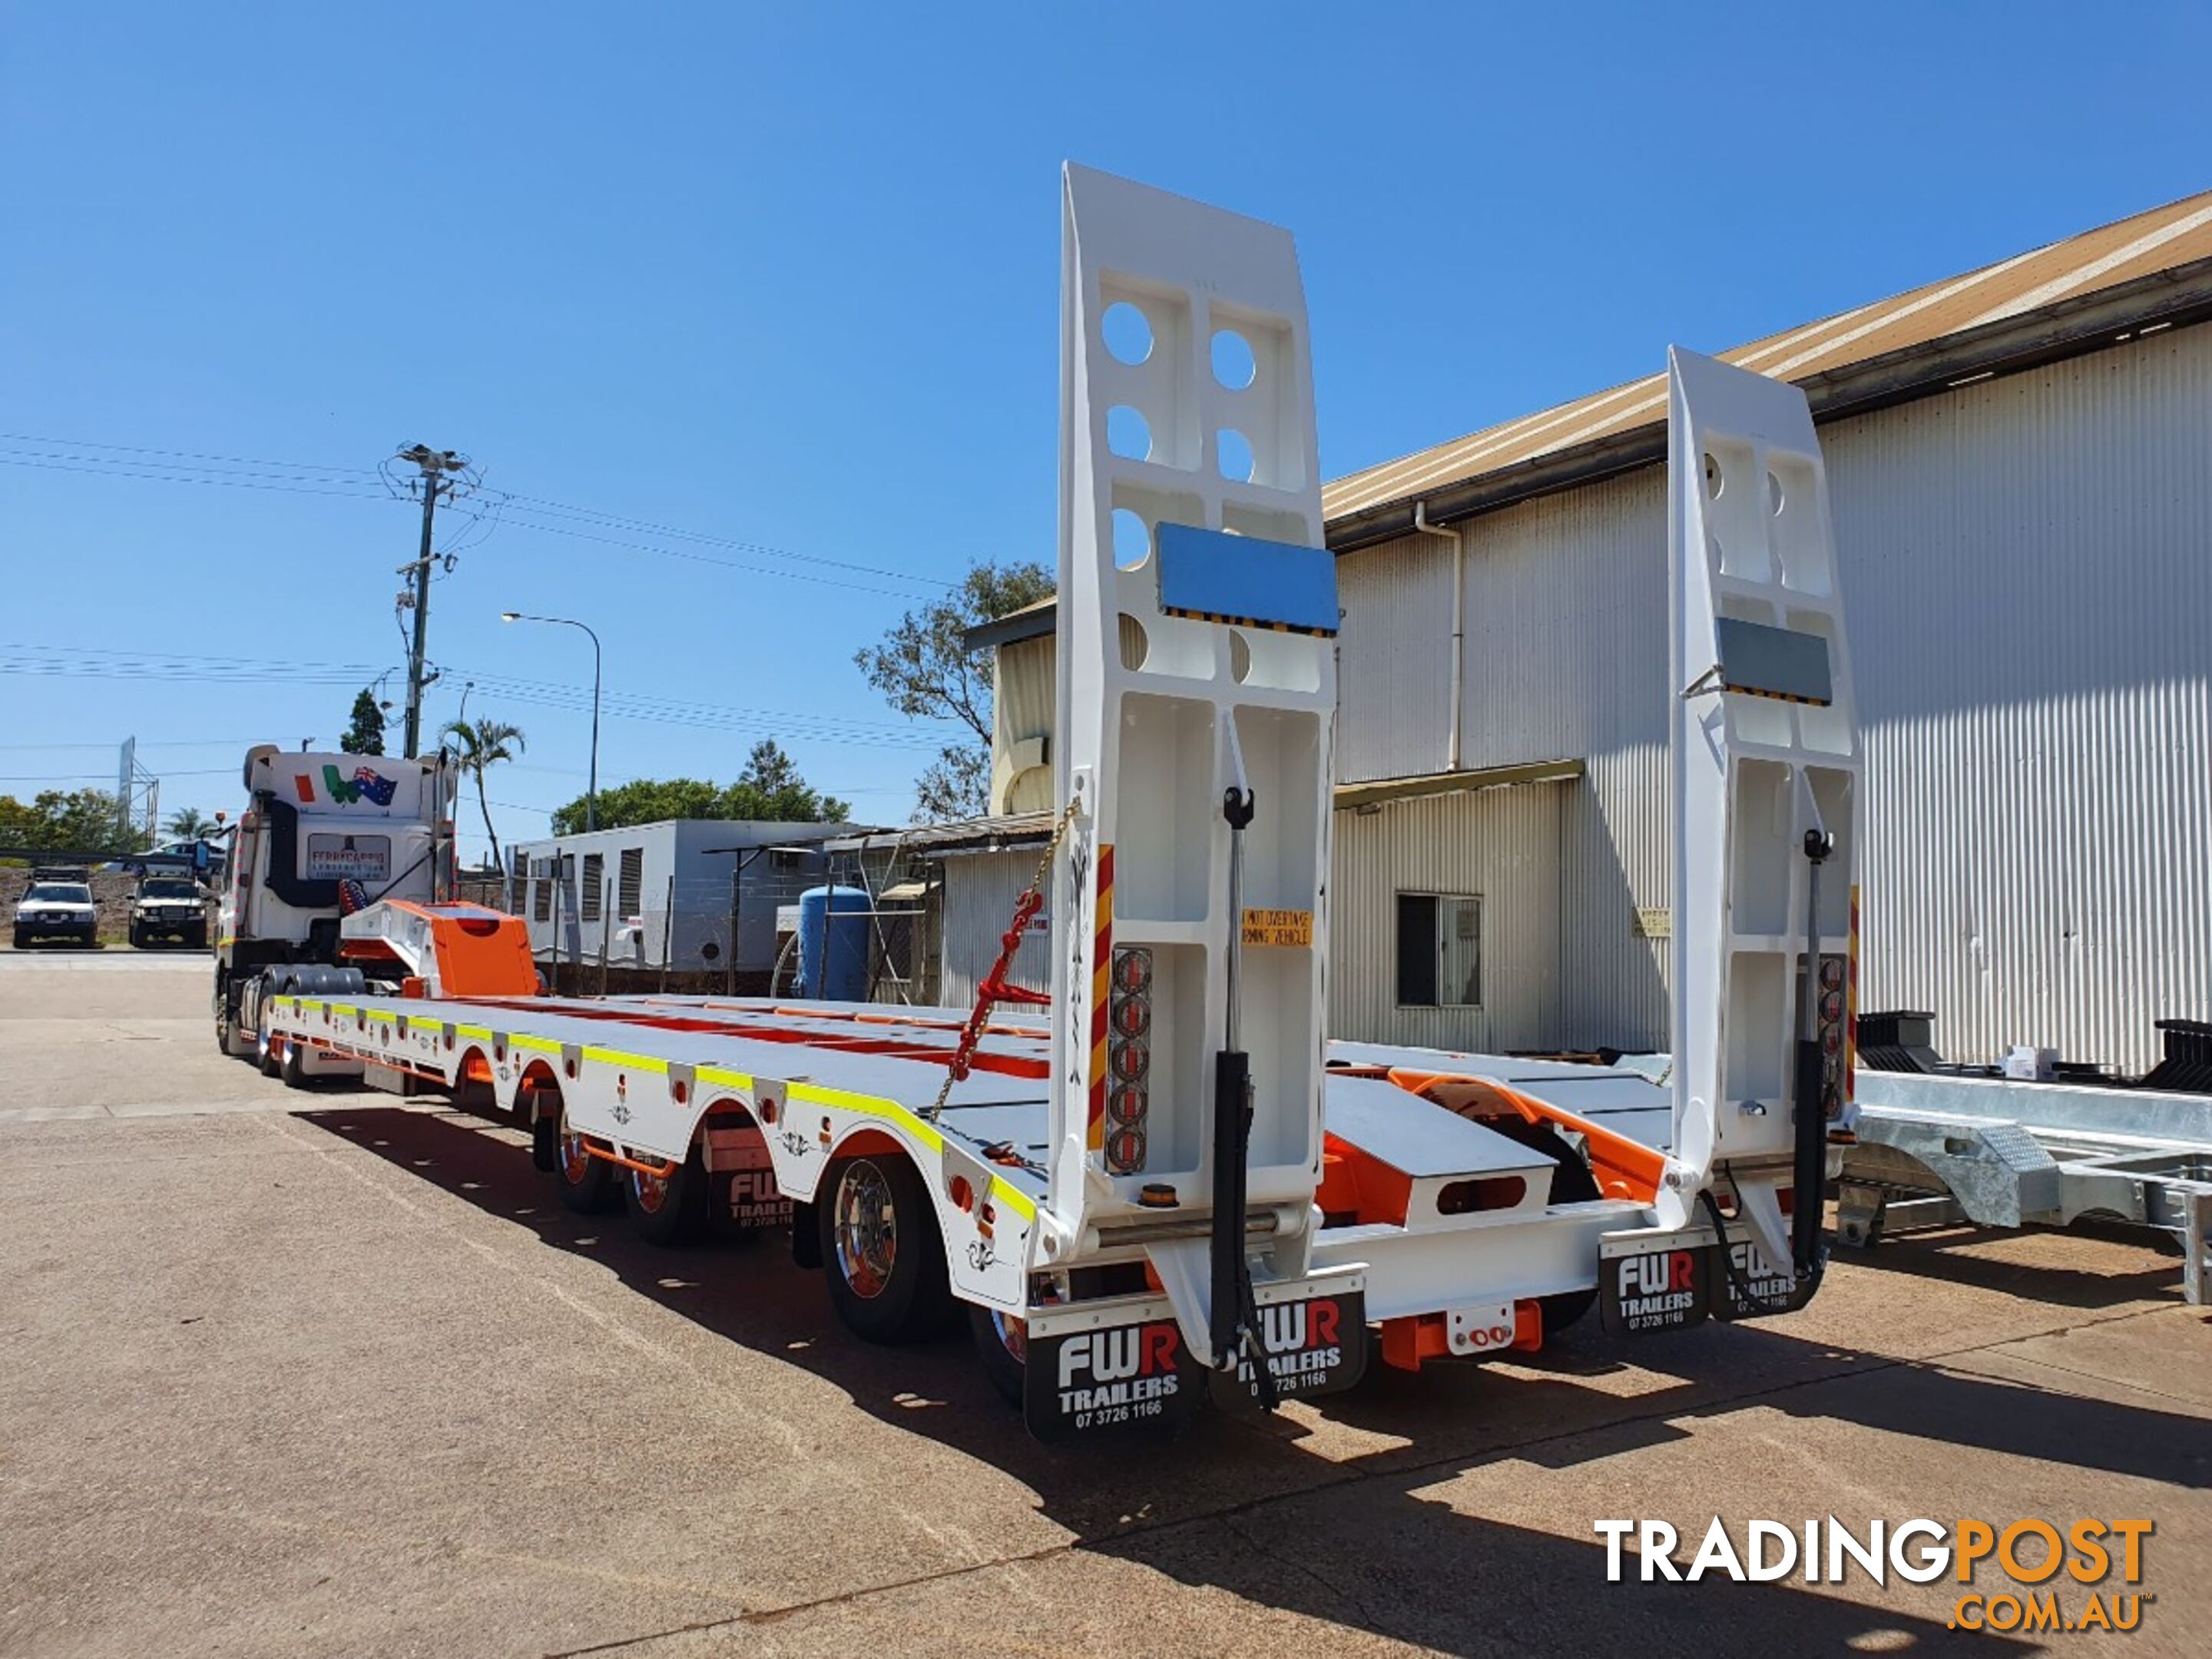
xmin=293 ymin=1098 xmax=2197 ymax=1656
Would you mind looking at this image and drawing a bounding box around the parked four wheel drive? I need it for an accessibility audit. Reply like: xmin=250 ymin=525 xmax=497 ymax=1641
xmin=14 ymin=880 xmax=100 ymax=949
xmin=130 ymin=876 xmax=208 ymax=949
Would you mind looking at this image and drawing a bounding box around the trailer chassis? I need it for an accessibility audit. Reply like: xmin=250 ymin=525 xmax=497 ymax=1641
xmin=1843 ymin=1071 xmax=2212 ymax=1303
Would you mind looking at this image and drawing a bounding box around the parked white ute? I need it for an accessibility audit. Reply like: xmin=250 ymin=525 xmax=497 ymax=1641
xmin=15 ymin=876 xmax=99 ymax=949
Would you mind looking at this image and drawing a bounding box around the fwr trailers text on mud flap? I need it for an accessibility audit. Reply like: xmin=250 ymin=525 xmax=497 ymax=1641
xmin=254 ymin=166 xmax=1859 ymax=1444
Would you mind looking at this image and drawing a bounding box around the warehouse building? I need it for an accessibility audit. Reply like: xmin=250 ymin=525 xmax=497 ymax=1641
xmin=962 ymin=189 xmax=2212 ymax=1072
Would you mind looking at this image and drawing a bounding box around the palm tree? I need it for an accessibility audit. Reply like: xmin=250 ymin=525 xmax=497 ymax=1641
xmin=164 ymin=806 xmax=212 ymax=842
xmin=442 ymin=717 xmax=526 ymax=875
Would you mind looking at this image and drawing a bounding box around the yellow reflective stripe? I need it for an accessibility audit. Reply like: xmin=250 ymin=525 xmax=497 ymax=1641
xmin=582 ymin=1045 xmax=666 ymax=1074
xmin=263 ymin=1001 xmax=1045 ymax=1226
xmin=988 ymin=1177 xmax=1039 ymax=1223
xmin=784 ymin=1080 xmax=1039 ymax=1223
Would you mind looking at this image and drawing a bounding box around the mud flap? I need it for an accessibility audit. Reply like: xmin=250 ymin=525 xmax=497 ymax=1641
xmin=1206 ymin=1286 xmax=1368 ymax=1413
xmin=1023 ymin=1312 xmax=1207 ymax=1443
xmin=1710 ymin=1232 xmax=1818 ymax=1320
xmin=1600 ymin=1231 xmax=1710 ymax=1336
xmin=1600 ymin=1224 xmax=1815 ymax=1336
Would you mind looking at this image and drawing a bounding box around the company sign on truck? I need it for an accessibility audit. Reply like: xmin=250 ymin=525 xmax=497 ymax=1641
xmin=304 ymin=833 xmax=391 ymax=883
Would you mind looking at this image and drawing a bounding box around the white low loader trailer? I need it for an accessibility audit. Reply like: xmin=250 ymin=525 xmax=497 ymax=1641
xmin=257 ymin=167 xmax=1864 ymax=1442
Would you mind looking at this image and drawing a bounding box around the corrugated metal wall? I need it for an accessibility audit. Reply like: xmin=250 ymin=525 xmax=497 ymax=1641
xmin=1337 ymin=462 xmax=1675 ymax=1052
xmin=1831 ymin=330 xmax=2212 ymax=1071
xmin=937 ymin=851 xmax=1053 ymax=1008
xmin=1330 ymin=782 xmax=1564 ymax=1049
xmin=989 ymin=635 xmax=1057 ymax=815
xmin=1334 ymin=322 xmax=2212 ymax=1070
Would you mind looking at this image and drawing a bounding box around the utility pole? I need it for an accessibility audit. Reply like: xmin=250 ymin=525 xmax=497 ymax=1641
xmin=395 ymin=443 xmax=470 ymax=759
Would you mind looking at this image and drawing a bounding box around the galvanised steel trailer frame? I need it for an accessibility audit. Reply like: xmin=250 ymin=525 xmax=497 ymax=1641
xmin=253 ymin=166 xmax=1869 ymax=1442
xmin=1843 ymin=1069 xmax=2212 ymax=1303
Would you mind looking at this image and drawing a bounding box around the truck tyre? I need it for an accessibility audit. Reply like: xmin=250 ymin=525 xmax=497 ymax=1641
xmin=280 ymin=1035 xmax=313 ymax=1090
xmin=128 ymin=924 xmax=144 ymax=950
xmin=554 ymin=1111 xmax=618 ymax=1214
xmin=1488 ymin=1118 xmax=1603 ymax=1335
xmin=255 ymin=969 xmax=293 ymax=1077
xmin=12 ymin=929 xmax=27 ymax=951
xmin=214 ymin=978 xmax=237 ymax=1055
xmin=624 ymin=1147 xmax=708 ymax=1246
xmin=968 ymin=1303 xmax=1027 ymax=1407
xmin=818 ymin=1154 xmax=953 ymax=1344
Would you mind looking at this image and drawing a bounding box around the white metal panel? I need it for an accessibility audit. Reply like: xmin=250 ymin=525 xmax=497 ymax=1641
xmin=1666 ymin=347 xmax=1861 ymax=1249
xmin=1051 ymin=164 xmax=1336 ymax=1261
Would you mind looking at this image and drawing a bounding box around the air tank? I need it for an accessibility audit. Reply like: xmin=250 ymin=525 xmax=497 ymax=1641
xmin=796 ymin=885 xmax=870 ymax=1002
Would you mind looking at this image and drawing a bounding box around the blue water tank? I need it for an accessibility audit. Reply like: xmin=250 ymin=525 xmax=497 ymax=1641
xmin=796 ymin=886 xmax=871 ymax=1002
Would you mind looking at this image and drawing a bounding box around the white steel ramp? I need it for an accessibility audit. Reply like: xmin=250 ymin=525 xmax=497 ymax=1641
xmin=1665 ymin=349 xmax=1862 ymax=1283
xmin=1047 ymin=164 xmax=1357 ymax=1385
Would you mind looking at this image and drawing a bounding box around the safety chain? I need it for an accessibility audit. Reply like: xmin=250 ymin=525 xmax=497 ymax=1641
xmin=925 ymin=796 xmax=1083 ymax=1120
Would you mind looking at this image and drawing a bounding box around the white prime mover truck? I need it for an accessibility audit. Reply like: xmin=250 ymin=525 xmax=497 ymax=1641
xmin=214 ymin=744 xmax=455 ymax=1072
xmin=250 ymin=167 xmax=1863 ymax=1442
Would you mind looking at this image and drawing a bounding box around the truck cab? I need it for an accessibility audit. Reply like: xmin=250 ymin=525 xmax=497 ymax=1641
xmin=214 ymin=746 xmax=455 ymax=1056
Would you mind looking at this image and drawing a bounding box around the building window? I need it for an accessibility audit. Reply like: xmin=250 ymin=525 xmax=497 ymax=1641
xmin=581 ymin=853 xmax=604 ymax=921
xmin=1396 ymin=892 xmax=1481 ymax=1008
xmin=533 ymin=879 xmax=551 ymax=922
xmin=618 ymin=846 xmax=644 ymax=916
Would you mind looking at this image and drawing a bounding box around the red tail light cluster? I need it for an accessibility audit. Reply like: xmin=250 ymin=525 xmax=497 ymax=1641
xmin=1106 ymin=947 xmax=1152 ymax=1174
xmin=1816 ymin=954 xmax=1847 ymax=1120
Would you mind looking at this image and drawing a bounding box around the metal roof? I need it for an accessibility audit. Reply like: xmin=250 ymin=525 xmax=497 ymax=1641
xmin=962 ymin=595 xmax=1056 ymax=654
xmin=824 ymin=813 xmax=1054 ymax=857
xmin=1325 ymin=188 xmax=2212 ymax=549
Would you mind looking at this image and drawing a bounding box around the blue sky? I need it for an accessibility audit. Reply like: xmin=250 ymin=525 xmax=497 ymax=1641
xmin=6 ymin=2 xmax=2208 ymax=856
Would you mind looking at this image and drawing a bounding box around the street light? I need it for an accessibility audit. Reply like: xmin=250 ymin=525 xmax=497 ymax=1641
xmin=502 ymin=611 xmax=601 ymax=833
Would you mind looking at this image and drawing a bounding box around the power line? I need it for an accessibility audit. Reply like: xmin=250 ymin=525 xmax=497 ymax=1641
xmin=0 ymin=455 xmax=391 ymax=502
xmin=0 ymin=432 xmax=385 ymax=476
xmin=0 ymin=429 xmax=962 ymax=598
xmin=3 ymin=772 xmax=233 ymax=784
xmin=0 ymin=738 xmax=263 ymax=751
xmin=0 ymin=642 xmax=963 ymax=741
xmin=0 ymin=644 xmax=966 ymax=751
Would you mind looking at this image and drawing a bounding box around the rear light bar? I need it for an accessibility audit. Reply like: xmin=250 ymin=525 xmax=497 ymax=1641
xmin=1105 ymin=947 xmax=1151 ymax=1174
xmin=1815 ymin=953 xmax=1847 ymax=1121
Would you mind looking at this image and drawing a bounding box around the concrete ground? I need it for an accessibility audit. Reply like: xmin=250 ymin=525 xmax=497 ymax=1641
xmin=2 ymin=955 xmax=2206 ymax=1659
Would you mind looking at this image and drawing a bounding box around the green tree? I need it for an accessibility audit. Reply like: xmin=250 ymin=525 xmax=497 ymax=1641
xmin=853 ymin=558 xmax=1053 ymax=822
xmin=553 ymin=777 xmax=720 ymax=835
xmin=723 ymin=739 xmax=849 ymax=822
xmin=442 ymin=717 xmax=526 ymax=874
xmin=0 ymin=788 xmax=150 ymax=855
xmin=549 ymin=743 xmax=848 ymax=836
xmin=912 ymin=743 xmax=992 ymax=823
xmin=164 ymin=807 xmax=213 ymax=842
xmin=340 ymin=688 xmax=388 ymax=755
